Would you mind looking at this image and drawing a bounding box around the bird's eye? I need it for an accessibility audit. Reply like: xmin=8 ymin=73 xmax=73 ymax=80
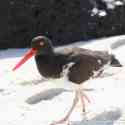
xmin=39 ymin=42 xmax=44 ymax=46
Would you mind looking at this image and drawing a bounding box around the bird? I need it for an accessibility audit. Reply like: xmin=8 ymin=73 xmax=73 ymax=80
xmin=12 ymin=36 xmax=122 ymax=125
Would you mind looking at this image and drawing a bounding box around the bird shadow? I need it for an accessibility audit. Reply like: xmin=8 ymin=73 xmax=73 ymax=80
xmin=26 ymin=88 xmax=68 ymax=104
xmin=71 ymin=108 xmax=122 ymax=125
xmin=26 ymin=87 xmax=95 ymax=105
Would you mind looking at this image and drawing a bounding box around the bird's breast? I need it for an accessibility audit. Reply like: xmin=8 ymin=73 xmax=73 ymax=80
xmin=35 ymin=56 xmax=65 ymax=78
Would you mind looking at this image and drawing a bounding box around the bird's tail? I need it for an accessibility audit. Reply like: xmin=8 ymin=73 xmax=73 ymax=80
xmin=110 ymin=54 xmax=122 ymax=67
xmin=107 ymin=44 xmax=122 ymax=67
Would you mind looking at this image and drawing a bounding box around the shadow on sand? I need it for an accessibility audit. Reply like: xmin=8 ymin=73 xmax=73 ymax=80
xmin=26 ymin=87 xmax=95 ymax=105
xmin=72 ymin=108 xmax=122 ymax=125
xmin=26 ymin=88 xmax=68 ymax=104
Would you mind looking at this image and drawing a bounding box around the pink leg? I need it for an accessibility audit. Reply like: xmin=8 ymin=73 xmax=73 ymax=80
xmin=79 ymin=89 xmax=91 ymax=112
xmin=50 ymin=91 xmax=79 ymax=125
xmin=79 ymin=91 xmax=86 ymax=112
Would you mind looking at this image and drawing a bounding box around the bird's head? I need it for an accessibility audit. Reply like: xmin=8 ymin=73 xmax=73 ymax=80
xmin=31 ymin=36 xmax=53 ymax=55
xmin=12 ymin=36 xmax=53 ymax=71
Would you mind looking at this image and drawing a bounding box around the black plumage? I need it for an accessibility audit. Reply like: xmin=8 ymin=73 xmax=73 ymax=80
xmin=33 ymin=36 xmax=122 ymax=84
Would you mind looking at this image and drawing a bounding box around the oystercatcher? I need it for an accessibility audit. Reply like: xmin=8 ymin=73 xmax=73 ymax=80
xmin=12 ymin=36 xmax=122 ymax=125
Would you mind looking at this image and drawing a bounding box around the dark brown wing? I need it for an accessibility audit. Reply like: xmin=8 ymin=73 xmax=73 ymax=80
xmin=66 ymin=47 xmax=111 ymax=84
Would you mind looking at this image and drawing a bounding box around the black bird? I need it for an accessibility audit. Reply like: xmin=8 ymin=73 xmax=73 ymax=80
xmin=12 ymin=36 xmax=122 ymax=125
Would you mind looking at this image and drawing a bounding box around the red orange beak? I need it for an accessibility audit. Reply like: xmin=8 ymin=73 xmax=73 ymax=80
xmin=12 ymin=48 xmax=37 ymax=71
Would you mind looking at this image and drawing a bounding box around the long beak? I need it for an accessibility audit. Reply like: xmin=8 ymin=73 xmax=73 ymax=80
xmin=12 ymin=48 xmax=37 ymax=71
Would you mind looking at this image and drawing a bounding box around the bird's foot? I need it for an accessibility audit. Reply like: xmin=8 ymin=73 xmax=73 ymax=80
xmin=50 ymin=91 xmax=79 ymax=125
xmin=81 ymin=110 xmax=90 ymax=121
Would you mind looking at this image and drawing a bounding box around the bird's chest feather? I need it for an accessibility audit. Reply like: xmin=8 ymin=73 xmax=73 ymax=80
xmin=35 ymin=55 xmax=70 ymax=78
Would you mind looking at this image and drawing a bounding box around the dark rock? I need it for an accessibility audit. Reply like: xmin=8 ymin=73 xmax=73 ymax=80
xmin=0 ymin=0 xmax=125 ymax=49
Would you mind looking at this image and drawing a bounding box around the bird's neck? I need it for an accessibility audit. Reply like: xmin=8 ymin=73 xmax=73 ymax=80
xmin=35 ymin=50 xmax=56 ymax=62
xmin=35 ymin=51 xmax=61 ymax=78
